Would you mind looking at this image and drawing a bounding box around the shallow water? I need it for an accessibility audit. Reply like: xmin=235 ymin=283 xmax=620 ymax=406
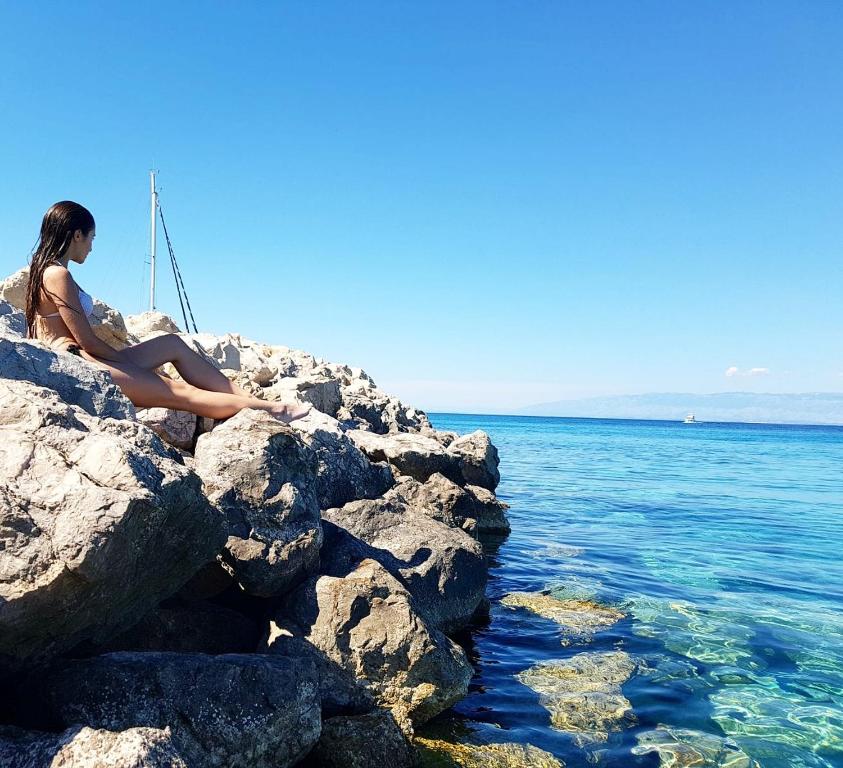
xmin=421 ymin=414 xmax=843 ymax=767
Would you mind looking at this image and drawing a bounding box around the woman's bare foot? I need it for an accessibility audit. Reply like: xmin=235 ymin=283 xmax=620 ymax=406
xmin=268 ymin=402 xmax=313 ymax=423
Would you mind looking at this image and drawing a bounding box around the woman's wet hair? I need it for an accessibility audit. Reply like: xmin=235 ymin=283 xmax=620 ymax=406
xmin=25 ymin=201 xmax=95 ymax=337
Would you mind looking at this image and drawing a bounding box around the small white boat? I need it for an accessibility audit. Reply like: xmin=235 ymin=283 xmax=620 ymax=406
xmin=683 ymin=413 xmax=700 ymax=424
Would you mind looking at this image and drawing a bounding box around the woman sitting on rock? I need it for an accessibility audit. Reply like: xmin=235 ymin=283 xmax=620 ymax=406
xmin=26 ymin=200 xmax=311 ymax=422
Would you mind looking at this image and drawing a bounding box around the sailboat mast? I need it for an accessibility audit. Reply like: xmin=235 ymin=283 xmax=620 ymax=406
xmin=149 ymin=170 xmax=158 ymax=311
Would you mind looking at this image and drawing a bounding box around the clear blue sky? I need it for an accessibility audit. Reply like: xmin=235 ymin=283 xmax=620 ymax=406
xmin=1 ymin=2 xmax=841 ymax=413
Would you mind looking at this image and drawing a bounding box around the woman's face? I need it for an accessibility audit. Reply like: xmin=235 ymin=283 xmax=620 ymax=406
xmin=69 ymin=228 xmax=96 ymax=263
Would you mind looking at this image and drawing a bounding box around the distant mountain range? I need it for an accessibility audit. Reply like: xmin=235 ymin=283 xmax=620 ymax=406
xmin=518 ymin=392 xmax=843 ymax=425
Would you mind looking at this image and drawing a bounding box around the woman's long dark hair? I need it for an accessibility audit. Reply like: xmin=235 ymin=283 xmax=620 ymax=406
xmin=25 ymin=201 xmax=95 ymax=338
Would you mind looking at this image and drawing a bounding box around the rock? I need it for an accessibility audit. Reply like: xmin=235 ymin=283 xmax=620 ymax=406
xmin=0 ymin=724 xmax=188 ymax=768
xmin=292 ymin=410 xmax=394 ymax=510
xmin=266 ymin=375 xmax=342 ymax=416
xmin=419 ymin=428 xmax=458 ymax=448
xmin=348 ymin=431 xmax=463 ymax=485
xmin=125 ymin=311 xmax=181 ymax=339
xmin=0 ymin=300 xmax=25 ymax=338
xmin=135 ymin=407 xmax=196 ymax=451
xmin=631 ymin=725 xmax=759 ymax=767
xmin=268 ymin=559 xmax=473 ymax=731
xmin=0 ymin=378 xmax=226 ymax=671
xmin=0 ymin=337 xmax=134 ymax=420
xmin=386 ymin=474 xmax=510 ymax=537
xmin=321 ymin=499 xmax=487 ymax=634
xmin=13 ymin=652 xmax=322 ymax=768
xmin=446 ymin=431 xmax=500 ymax=491
xmin=516 ymin=651 xmax=636 ymax=743
xmin=91 ymin=603 xmax=259 ymax=655
xmin=193 ymin=409 xmax=322 ymax=597
xmin=500 ymin=592 xmax=623 ymax=645
xmin=305 ymin=711 xmax=415 ymax=768
xmin=0 ymin=267 xmax=28 ymax=309
xmin=414 ymin=737 xmax=565 ymax=767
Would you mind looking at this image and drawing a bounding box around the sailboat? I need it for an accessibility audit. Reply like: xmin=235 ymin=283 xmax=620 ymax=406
xmin=147 ymin=170 xmax=198 ymax=333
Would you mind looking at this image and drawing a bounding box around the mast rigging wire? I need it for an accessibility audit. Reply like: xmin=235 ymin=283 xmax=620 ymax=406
xmin=156 ymin=201 xmax=199 ymax=334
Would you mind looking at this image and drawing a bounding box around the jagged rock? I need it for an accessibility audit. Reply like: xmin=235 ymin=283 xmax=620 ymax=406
xmin=292 ymin=410 xmax=394 ymax=510
xmin=386 ymin=474 xmax=510 ymax=537
xmin=90 ymin=603 xmax=259 ymax=655
xmin=135 ymin=407 xmax=196 ymax=451
xmin=414 ymin=737 xmax=565 ymax=767
xmin=266 ymin=376 xmax=342 ymax=416
xmin=631 ymin=725 xmax=759 ymax=767
xmin=12 ymin=652 xmax=321 ymax=768
xmin=446 ymin=431 xmax=500 ymax=491
xmin=419 ymin=428 xmax=458 ymax=448
xmin=0 ymin=337 xmax=134 ymax=419
xmin=193 ymin=409 xmax=322 ymax=597
xmin=347 ymin=431 xmax=463 ymax=484
xmin=267 ymin=559 xmax=473 ymax=730
xmin=500 ymin=592 xmax=623 ymax=645
xmin=321 ymin=498 xmax=487 ymax=634
xmin=0 ymin=267 xmax=28 ymax=309
xmin=0 ymin=300 xmax=25 ymax=338
xmin=516 ymin=651 xmax=636 ymax=743
xmin=125 ymin=311 xmax=181 ymax=339
xmin=0 ymin=379 xmax=226 ymax=671
xmin=0 ymin=724 xmax=188 ymax=767
xmin=306 ymin=710 xmax=415 ymax=768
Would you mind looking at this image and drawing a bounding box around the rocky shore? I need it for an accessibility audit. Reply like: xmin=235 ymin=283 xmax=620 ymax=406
xmin=0 ymin=268 xmax=511 ymax=767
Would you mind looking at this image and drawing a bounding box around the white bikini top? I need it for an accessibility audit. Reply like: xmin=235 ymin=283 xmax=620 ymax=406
xmin=39 ymin=284 xmax=94 ymax=318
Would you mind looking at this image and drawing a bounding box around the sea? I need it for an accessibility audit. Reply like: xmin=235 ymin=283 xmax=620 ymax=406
xmin=420 ymin=413 xmax=843 ymax=767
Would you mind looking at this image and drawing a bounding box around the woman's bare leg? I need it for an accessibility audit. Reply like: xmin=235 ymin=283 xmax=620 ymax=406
xmin=120 ymin=334 xmax=250 ymax=396
xmin=82 ymin=352 xmax=310 ymax=421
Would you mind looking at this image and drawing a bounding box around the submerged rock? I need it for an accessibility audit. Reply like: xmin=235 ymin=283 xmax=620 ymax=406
xmin=0 ymin=378 xmax=225 ymax=670
xmin=306 ymin=710 xmax=415 ymax=768
xmin=193 ymin=409 xmax=322 ymax=597
xmin=267 ymin=558 xmax=473 ymax=731
xmin=0 ymin=724 xmax=188 ymax=767
xmin=632 ymin=725 xmax=760 ymax=767
xmin=516 ymin=651 xmax=636 ymax=742
xmin=500 ymin=592 xmax=623 ymax=645
xmin=414 ymin=736 xmax=565 ymax=767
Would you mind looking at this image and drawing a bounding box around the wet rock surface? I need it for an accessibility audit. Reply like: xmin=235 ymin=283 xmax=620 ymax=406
xmin=500 ymin=592 xmax=623 ymax=645
xmin=414 ymin=736 xmax=565 ymax=767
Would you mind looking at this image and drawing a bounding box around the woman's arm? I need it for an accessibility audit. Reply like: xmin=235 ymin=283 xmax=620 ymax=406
xmin=42 ymin=267 xmax=124 ymax=362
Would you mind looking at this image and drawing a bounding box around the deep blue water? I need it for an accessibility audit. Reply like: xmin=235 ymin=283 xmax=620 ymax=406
xmin=422 ymin=414 xmax=843 ymax=767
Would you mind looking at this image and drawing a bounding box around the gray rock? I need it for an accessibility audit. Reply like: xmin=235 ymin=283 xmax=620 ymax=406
xmin=125 ymin=311 xmax=181 ymax=339
xmin=293 ymin=411 xmax=394 ymax=510
xmin=446 ymin=430 xmax=500 ymax=491
xmin=0 ymin=337 xmax=134 ymax=420
xmin=0 ymin=300 xmax=25 ymax=338
xmin=347 ymin=430 xmax=463 ymax=485
xmin=307 ymin=711 xmax=414 ymax=768
xmin=321 ymin=498 xmax=487 ymax=634
xmin=269 ymin=559 xmax=473 ymax=731
xmin=0 ymin=379 xmax=226 ymax=670
xmin=193 ymin=409 xmax=323 ymax=597
xmin=0 ymin=724 xmax=188 ymax=768
xmin=13 ymin=652 xmax=321 ymax=768
xmin=0 ymin=267 xmax=29 ymax=309
xmin=266 ymin=376 xmax=342 ymax=417
xmin=135 ymin=407 xmax=196 ymax=451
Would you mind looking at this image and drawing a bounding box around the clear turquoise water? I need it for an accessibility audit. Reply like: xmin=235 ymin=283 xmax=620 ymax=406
xmin=423 ymin=414 xmax=843 ymax=767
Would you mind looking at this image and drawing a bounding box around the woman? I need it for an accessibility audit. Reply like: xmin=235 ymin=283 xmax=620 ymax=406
xmin=26 ymin=200 xmax=311 ymax=422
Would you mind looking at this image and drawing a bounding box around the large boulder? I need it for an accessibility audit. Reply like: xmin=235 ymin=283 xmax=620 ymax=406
xmin=268 ymin=559 xmax=473 ymax=731
xmin=306 ymin=711 xmax=415 ymax=768
xmin=193 ymin=409 xmax=323 ymax=597
xmin=292 ymin=410 xmax=394 ymax=510
xmin=0 ymin=267 xmax=29 ymax=309
xmin=135 ymin=407 xmax=197 ymax=451
xmin=0 ymin=337 xmax=134 ymax=420
xmin=0 ymin=300 xmax=25 ymax=338
xmin=0 ymin=724 xmax=188 ymax=767
xmin=266 ymin=375 xmax=342 ymax=416
xmin=12 ymin=652 xmax=322 ymax=768
xmin=321 ymin=498 xmax=487 ymax=634
xmin=125 ymin=311 xmax=181 ymax=339
xmin=0 ymin=378 xmax=226 ymax=671
xmin=347 ymin=430 xmax=463 ymax=484
xmin=386 ymin=474 xmax=510 ymax=538
xmin=446 ymin=431 xmax=500 ymax=491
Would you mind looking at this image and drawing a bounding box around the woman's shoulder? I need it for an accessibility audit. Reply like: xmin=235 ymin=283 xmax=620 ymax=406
xmin=41 ymin=264 xmax=74 ymax=287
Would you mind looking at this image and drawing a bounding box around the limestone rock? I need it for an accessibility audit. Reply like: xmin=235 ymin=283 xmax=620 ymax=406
xmin=0 ymin=724 xmax=188 ymax=768
xmin=269 ymin=559 xmax=473 ymax=730
xmin=292 ymin=410 xmax=394 ymax=510
xmin=414 ymin=737 xmax=565 ymax=767
xmin=0 ymin=378 xmax=226 ymax=670
xmin=193 ymin=409 xmax=322 ymax=597
xmin=516 ymin=651 xmax=636 ymax=743
xmin=125 ymin=311 xmax=181 ymax=339
xmin=307 ymin=711 xmax=415 ymax=768
xmin=500 ymin=592 xmax=623 ymax=645
xmin=0 ymin=300 xmax=25 ymax=338
xmin=135 ymin=407 xmax=196 ymax=451
xmin=446 ymin=431 xmax=500 ymax=491
xmin=0 ymin=337 xmax=134 ymax=420
xmin=13 ymin=652 xmax=321 ymax=768
xmin=632 ymin=725 xmax=760 ymax=767
xmin=348 ymin=430 xmax=463 ymax=484
xmin=321 ymin=498 xmax=487 ymax=634
xmin=265 ymin=375 xmax=342 ymax=416
xmin=0 ymin=267 xmax=28 ymax=309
